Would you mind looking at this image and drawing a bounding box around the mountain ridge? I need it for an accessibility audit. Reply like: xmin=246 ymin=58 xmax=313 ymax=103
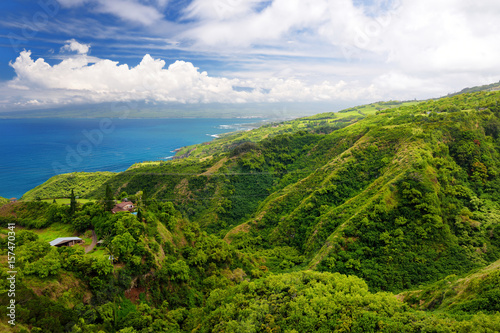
xmin=2 ymin=85 xmax=500 ymax=331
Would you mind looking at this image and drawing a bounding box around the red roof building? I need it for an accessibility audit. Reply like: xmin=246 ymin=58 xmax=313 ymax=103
xmin=112 ymin=201 xmax=135 ymax=214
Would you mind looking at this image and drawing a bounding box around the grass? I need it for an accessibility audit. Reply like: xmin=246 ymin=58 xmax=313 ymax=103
xmin=398 ymin=257 xmax=500 ymax=311
xmin=41 ymin=198 xmax=94 ymax=204
xmin=22 ymin=171 xmax=115 ymax=201
xmin=86 ymin=246 xmax=109 ymax=259
xmin=128 ymin=161 xmax=163 ymax=169
xmin=34 ymin=223 xmax=92 ymax=248
xmin=33 ymin=223 xmax=77 ymax=242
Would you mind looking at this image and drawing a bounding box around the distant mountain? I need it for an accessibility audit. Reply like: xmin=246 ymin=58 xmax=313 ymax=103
xmin=0 ymin=101 xmax=354 ymax=119
xmin=446 ymin=80 xmax=500 ymax=97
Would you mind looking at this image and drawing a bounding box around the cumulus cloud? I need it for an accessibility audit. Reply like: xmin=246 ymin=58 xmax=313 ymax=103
xmin=3 ymin=0 xmax=500 ymax=109
xmin=60 ymin=39 xmax=90 ymax=54
xmin=4 ymin=47 xmax=371 ymax=108
xmin=179 ymin=0 xmax=500 ymax=96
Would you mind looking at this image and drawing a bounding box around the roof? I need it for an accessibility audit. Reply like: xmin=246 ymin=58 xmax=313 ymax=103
xmin=49 ymin=237 xmax=82 ymax=246
xmin=112 ymin=201 xmax=135 ymax=213
xmin=115 ymin=202 xmax=134 ymax=208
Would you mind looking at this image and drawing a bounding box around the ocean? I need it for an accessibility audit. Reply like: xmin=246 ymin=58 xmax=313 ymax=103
xmin=0 ymin=118 xmax=262 ymax=199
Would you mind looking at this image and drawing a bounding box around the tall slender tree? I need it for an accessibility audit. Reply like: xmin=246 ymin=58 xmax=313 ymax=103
xmin=104 ymin=184 xmax=114 ymax=211
xmin=69 ymin=189 xmax=77 ymax=216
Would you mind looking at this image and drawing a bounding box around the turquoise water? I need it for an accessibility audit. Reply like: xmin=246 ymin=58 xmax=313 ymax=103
xmin=0 ymin=118 xmax=261 ymax=199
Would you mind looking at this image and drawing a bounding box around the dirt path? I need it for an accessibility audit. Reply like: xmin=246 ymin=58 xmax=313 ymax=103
xmin=85 ymin=230 xmax=98 ymax=253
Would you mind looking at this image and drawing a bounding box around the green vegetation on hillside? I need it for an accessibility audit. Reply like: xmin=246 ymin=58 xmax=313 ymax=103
xmin=184 ymin=270 xmax=500 ymax=332
xmin=22 ymin=172 xmax=116 ymax=201
xmin=400 ymin=258 xmax=500 ymax=314
xmin=2 ymin=88 xmax=500 ymax=332
xmin=447 ymin=80 xmax=500 ymax=97
xmin=0 ymin=197 xmax=9 ymax=206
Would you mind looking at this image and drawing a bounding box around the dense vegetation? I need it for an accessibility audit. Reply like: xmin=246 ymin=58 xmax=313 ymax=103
xmin=2 ymin=88 xmax=500 ymax=332
xmin=22 ymin=172 xmax=116 ymax=201
xmin=0 ymin=197 xmax=9 ymax=205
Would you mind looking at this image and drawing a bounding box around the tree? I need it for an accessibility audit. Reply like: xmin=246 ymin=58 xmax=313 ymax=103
xmin=72 ymin=215 xmax=91 ymax=232
xmin=90 ymin=257 xmax=114 ymax=276
xmin=104 ymin=185 xmax=114 ymax=211
xmin=70 ymin=189 xmax=77 ymax=216
xmin=111 ymin=232 xmax=136 ymax=261
xmin=24 ymin=248 xmax=62 ymax=278
xmin=136 ymin=191 xmax=144 ymax=208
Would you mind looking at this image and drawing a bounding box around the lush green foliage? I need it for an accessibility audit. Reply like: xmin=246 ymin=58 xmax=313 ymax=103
xmin=2 ymin=88 xmax=500 ymax=332
xmin=183 ymin=271 xmax=500 ymax=333
xmin=22 ymin=172 xmax=116 ymax=201
xmin=401 ymin=259 xmax=500 ymax=314
xmin=0 ymin=196 xmax=9 ymax=206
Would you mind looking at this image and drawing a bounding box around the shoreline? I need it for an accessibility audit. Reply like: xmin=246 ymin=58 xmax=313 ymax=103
xmin=0 ymin=118 xmax=263 ymax=199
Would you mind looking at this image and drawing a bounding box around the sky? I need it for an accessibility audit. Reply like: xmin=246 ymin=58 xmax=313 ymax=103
xmin=0 ymin=0 xmax=499 ymax=113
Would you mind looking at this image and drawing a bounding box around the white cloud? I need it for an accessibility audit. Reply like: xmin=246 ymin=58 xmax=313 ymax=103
xmin=178 ymin=0 xmax=500 ymax=97
xmin=56 ymin=0 xmax=164 ymax=25
xmin=183 ymin=0 xmax=267 ymax=21
xmin=61 ymin=39 xmax=90 ymax=54
xmin=3 ymin=0 xmax=500 ymax=110
xmin=56 ymin=0 xmax=88 ymax=7
xmin=4 ymin=48 xmax=370 ymax=108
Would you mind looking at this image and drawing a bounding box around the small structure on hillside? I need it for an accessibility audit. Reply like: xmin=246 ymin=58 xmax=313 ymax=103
xmin=49 ymin=237 xmax=83 ymax=247
xmin=9 ymin=198 xmax=17 ymax=202
xmin=112 ymin=200 xmax=135 ymax=214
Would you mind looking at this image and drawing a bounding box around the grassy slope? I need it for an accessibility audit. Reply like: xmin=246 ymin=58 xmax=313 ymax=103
xmin=4 ymin=89 xmax=500 ymax=331
xmin=20 ymin=100 xmax=414 ymax=202
xmin=221 ymin=91 xmax=500 ymax=291
xmin=33 ymin=223 xmax=92 ymax=246
xmin=22 ymin=171 xmax=116 ymax=200
xmin=19 ymin=91 xmax=500 ymax=294
xmin=399 ymin=257 xmax=500 ymax=313
xmin=83 ymin=91 xmax=500 ymax=293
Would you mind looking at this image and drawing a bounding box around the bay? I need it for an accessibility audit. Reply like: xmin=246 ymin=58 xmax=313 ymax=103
xmin=0 ymin=118 xmax=262 ymax=199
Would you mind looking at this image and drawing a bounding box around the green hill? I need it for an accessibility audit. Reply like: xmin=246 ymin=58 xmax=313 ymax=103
xmin=0 ymin=197 xmax=8 ymax=206
xmin=22 ymin=172 xmax=116 ymax=201
xmin=76 ymin=90 xmax=500 ymax=291
xmin=2 ymin=88 xmax=500 ymax=332
xmin=447 ymin=80 xmax=500 ymax=97
xmin=399 ymin=258 xmax=500 ymax=314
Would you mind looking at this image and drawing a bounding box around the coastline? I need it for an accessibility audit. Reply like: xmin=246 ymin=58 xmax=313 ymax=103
xmin=0 ymin=117 xmax=264 ymax=199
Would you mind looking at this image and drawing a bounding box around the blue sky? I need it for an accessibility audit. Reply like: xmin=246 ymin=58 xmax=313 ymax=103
xmin=0 ymin=0 xmax=499 ymax=112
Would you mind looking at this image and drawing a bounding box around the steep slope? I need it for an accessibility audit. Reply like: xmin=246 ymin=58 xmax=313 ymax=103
xmin=182 ymin=270 xmax=500 ymax=332
xmin=22 ymin=172 xmax=116 ymax=200
xmin=225 ymin=91 xmax=500 ymax=291
xmin=400 ymin=257 xmax=500 ymax=313
xmin=18 ymin=90 xmax=500 ymax=294
xmin=3 ymin=88 xmax=500 ymax=332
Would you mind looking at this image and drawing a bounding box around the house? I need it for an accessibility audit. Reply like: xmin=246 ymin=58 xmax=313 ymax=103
xmin=49 ymin=237 xmax=83 ymax=247
xmin=112 ymin=201 xmax=135 ymax=214
xmin=9 ymin=198 xmax=17 ymax=202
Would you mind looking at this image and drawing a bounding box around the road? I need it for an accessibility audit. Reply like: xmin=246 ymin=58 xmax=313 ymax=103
xmin=85 ymin=230 xmax=98 ymax=253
